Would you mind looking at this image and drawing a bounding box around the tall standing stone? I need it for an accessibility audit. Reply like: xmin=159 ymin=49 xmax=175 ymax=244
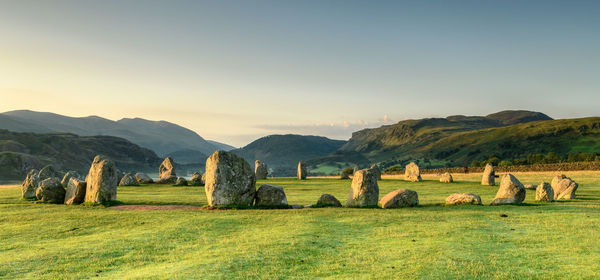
xmin=491 ymin=174 xmax=526 ymax=205
xmin=404 ymin=162 xmax=422 ymax=182
xmin=158 ymin=157 xmax=177 ymax=184
xmin=370 ymin=164 xmax=382 ymax=180
xmin=481 ymin=163 xmax=495 ymax=186
xmin=298 ymin=161 xmax=307 ymax=180
xmin=255 ymin=160 xmax=268 ymax=180
xmin=346 ymin=169 xmax=379 ymax=207
xmin=204 ymin=151 xmax=256 ymax=206
xmin=536 ymin=182 xmax=554 ymax=202
xmin=85 ymin=155 xmax=119 ymax=203
xmin=21 ymin=169 xmax=39 ymax=199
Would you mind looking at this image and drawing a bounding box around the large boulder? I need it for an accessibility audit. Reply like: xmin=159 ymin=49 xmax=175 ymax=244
xmin=64 ymin=178 xmax=87 ymax=205
xmin=440 ymin=172 xmax=453 ymax=183
xmin=551 ymin=174 xmax=567 ymax=189
xmin=536 ymin=182 xmax=554 ymax=202
xmin=175 ymin=177 xmax=188 ymax=186
xmin=135 ymin=173 xmax=153 ymax=184
xmin=297 ymin=161 xmax=307 ymax=180
xmin=36 ymin=177 xmax=65 ymax=203
xmin=346 ymin=168 xmax=379 ymax=207
xmin=370 ymin=164 xmax=382 ymax=180
xmin=190 ymin=172 xmax=204 ymax=186
xmin=316 ymin=194 xmax=342 ymax=207
xmin=404 ymin=162 xmax=422 ymax=182
xmin=38 ymin=165 xmax=58 ymax=181
xmin=21 ymin=169 xmax=39 ymax=199
xmin=60 ymin=171 xmax=80 ymax=188
xmin=445 ymin=193 xmax=482 ymax=205
xmin=85 ymin=155 xmax=119 ymax=203
xmin=481 ymin=163 xmax=495 ymax=186
xmin=255 ymin=184 xmax=288 ymax=206
xmin=380 ymin=189 xmax=419 ymax=208
xmin=119 ymin=173 xmax=139 ymax=186
xmin=339 ymin=171 xmax=350 ymax=179
xmin=158 ymin=157 xmax=177 ymax=184
xmin=204 ymin=151 xmax=256 ymax=206
xmin=255 ymin=160 xmax=268 ymax=180
xmin=491 ymin=174 xmax=526 ymax=205
xmin=553 ymin=177 xmax=578 ymax=200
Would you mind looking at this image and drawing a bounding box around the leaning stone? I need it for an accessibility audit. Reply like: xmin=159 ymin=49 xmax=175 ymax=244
xmin=536 ymin=182 xmax=554 ymax=202
xmin=175 ymin=177 xmax=188 ymax=186
xmin=255 ymin=160 xmax=268 ymax=180
xmin=135 ymin=173 xmax=153 ymax=184
xmin=158 ymin=157 xmax=177 ymax=184
xmin=298 ymin=161 xmax=307 ymax=180
xmin=346 ymin=169 xmax=379 ymax=207
xmin=190 ymin=172 xmax=204 ymax=186
xmin=119 ymin=173 xmax=139 ymax=186
xmin=21 ymin=169 xmax=39 ymax=199
xmin=85 ymin=155 xmax=119 ymax=203
xmin=61 ymin=171 xmax=80 ymax=188
xmin=380 ymin=189 xmax=419 ymax=208
xmin=440 ymin=172 xmax=453 ymax=183
xmin=204 ymin=151 xmax=256 ymax=206
xmin=36 ymin=177 xmax=65 ymax=203
xmin=553 ymin=178 xmax=578 ymax=200
xmin=255 ymin=184 xmax=288 ymax=206
xmin=491 ymin=174 xmax=526 ymax=205
xmin=404 ymin=162 xmax=422 ymax=182
xmin=481 ymin=163 xmax=495 ymax=186
xmin=64 ymin=178 xmax=87 ymax=205
xmin=316 ymin=194 xmax=342 ymax=207
xmin=445 ymin=193 xmax=481 ymax=205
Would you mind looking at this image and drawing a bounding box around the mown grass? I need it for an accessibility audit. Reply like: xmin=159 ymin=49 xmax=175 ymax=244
xmin=0 ymin=171 xmax=599 ymax=279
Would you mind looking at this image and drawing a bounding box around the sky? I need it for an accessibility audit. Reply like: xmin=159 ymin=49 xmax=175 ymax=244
xmin=1 ymin=0 xmax=599 ymax=147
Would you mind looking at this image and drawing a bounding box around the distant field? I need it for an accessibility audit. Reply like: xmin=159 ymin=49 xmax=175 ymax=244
xmin=1 ymin=171 xmax=599 ymax=279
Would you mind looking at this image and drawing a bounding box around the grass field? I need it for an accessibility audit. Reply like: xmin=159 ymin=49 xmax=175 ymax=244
xmin=1 ymin=171 xmax=599 ymax=279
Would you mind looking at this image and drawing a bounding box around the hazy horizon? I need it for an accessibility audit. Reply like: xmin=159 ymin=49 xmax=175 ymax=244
xmin=1 ymin=0 xmax=599 ymax=146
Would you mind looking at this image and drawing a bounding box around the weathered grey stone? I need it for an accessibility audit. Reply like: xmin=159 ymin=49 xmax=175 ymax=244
xmin=440 ymin=172 xmax=453 ymax=183
xmin=36 ymin=177 xmax=65 ymax=203
xmin=491 ymin=174 xmax=526 ymax=205
xmin=380 ymin=189 xmax=419 ymax=208
xmin=190 ymin=172 xmax=204 ymax=186
xmin=445 ymin=193 xmax=481 ymax=205
xmin=21 ymin=169 xmax=39 ymax=199
xmin=553 ymin=178 xmax=578 ymax=200
xmin=524 ymin=184 xmax=537 ymax=190
xmin=481 ymin=163 xmax=495 ymax=186
xmin=255 ymin=160 xmax=268 ymax=180
xmin=297 ymin=161 xmax=307 ymax=180
xmin=255 ymin=184 xmax=287 ymax=206
xmin=60 ymin=171 xmax=80 ymax=188
xmin=64 ymin=178 xmax=86 ymax=205
xmin=119 ymin=173 xmax=139 ymax=186
xmin=536 ymin=182 xmax=554 ymax=202
xmin=175 ymin=177 xmax=188 ymax=186
xmin=316 ymin=194 xmax=342 ymax=207
xmin=370 ymin=164 xmax=382 ymax=180
xmin=404 ymin=162 xmax=422 ymax=182
xmin=204 ymin=151 xmax=256 ymax=206
xmin=346 ymin=169 xmax=379 ymax=207
xmin=135 ymin=173 xmax=153 ymax=184
xmin=85 ymin=155 xmax=119 ymax=203
xmin=38 ymin=165 xmax=58 ymax=181
xmin=158 ymin=157 xmax=177 ymax=184
xmin=339 ymin=171 xmax=350 ymax=179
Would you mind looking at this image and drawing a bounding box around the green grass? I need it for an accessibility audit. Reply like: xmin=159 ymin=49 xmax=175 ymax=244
xmin=1 ymin=171 xmax=599 ymax=279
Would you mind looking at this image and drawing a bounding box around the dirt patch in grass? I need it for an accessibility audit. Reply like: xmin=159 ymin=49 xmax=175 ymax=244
xmin=109 ymin=204 xmax=203 ymax=211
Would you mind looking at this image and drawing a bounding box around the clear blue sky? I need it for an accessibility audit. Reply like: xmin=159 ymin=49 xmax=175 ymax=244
xmin=1 ymin=0 xmax=599 ymax=146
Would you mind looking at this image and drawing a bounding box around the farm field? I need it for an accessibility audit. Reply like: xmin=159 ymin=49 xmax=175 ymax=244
xmin=1 ymin=171 xmax=599 ymax=279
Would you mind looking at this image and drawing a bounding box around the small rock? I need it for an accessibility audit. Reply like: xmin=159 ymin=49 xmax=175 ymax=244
xmin=174 ymin=177 xmax=188 ymax=186
xmin=135 ymin=173 xmax=153 ymax=184
xmin=445 ymin=193 xmax=482 ymax=205
xmin=380 ymin=189 xmax=419 ymax=208
xmin=491 ymin=174 xmax=525 ymax=205
xmin=190 ymin=172 xmax=204 ymax=186
xmin=119 ymin=173 xmax=140 ymax=186
xmin=316 ymin=194 xmax=342 ymax=207
xmin=440 ymin=172 xmax=453 ymax=183
xmin=255 ymin=184 xmax=288 ymax=206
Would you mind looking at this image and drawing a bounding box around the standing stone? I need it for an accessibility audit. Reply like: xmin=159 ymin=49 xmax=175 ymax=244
xmin=135 ymin=173 xmax=153 ymax=184
xmin=175 ymin=177 xmax=188 ymax=186
xmin=440 ymin=172 xmax=454 ymax=183
xmin=255 ymin=160 xmax=268 ymax=180
xmin=370 ymin=164 xmax=382 ymax=180
xmin=481 ymin=163 xmax=495 ymax=186
xmin=255 ymin=184 xmax=288 ymax=206
xmin=346 ymin=169 xmax=379 ymax=207
xmin=445 ymin=193 xmax=482 ymax=205
xmin=551 ymin=174 xmax=567 ymax=189
xmin=61 ymin=171 xmax=80 ymax=188
xmin=491 ymin=174 xmax=526 ymax=205
xmin=339 ymin=171 xmax=350 ymax=179
xmin=158 ymin=157 xmax=177 ymax=184
xmin=36 ymin=177 xmax=65 ymax=203
xmin=38 ymin=165 xmax=58 ymax=181
xmin=316 ymin=194 xmax=342 ymax=207
xmin=64 ymin=178 xmax=87 ymax=205
xmin=85 ymin=155 xmax=119 ymax=203
xmin=119 ymin=173 xmax=139 ymax=186
xmin=553 ymin=177 xmax=578 ymax=200
xmin=298 ymin=161 xmax=307 ymax=180
xmin=353 ymin=166 xmax=359 ymax=174
xmin=536 ymin=182 xmax=554 ymax=202
xmin=21 ymin=169 xmax=39 ymax=199
xmin=380 ymin=189 xmax=419 ymax=208
xmin=204 ymin=151 xmax=256 ymax=206
xmin=190 ymin=172 xmax=204 ymax=186
xmin=404 ymin=162 xmax=422 ymax=182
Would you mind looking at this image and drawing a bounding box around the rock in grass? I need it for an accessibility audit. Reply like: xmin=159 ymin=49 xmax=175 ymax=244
xmin=64 ymin=178 xmax=86 ymax=205
xmin=38 ymin=165 xmax=58 ymax=181
xmin=36 ymin=177 xmax=65 ymax=203
xmin=404 ymin=162 xmax=422 ymax=182
xmin=175 ymin=177 xmax=188 ymax=186
xmin=135 ymin=173 xmax=153 ymax=184
xmin=445 ymin=193 xmax=481 ymax=205
xmin=524 ymin=184 xmax=537 ymax=190
xmin=60 ymin=171 xmax=80 ymax=188
xmin=339 ymin=171 xmax=350 ymax=179
xmin=440 ymin=172 xmax=453 ymax=183
xmin=255 ymin=184 xmax=288 ymax=206
xmin=21 ymin=169 xmax=39 ymax=199
xmin=491 ymin=174 xmax=525 ymax=205
xmin=255 ymin=160 xmax=268 ymax=180
xmin=553 ymin=178 xmax=578 ymax=200
xmin=380 ymin=189 xmax=419 ymax=208
xmin=190 ymin=172 xmax=204 ymax=186
xmin=535 ymin=182 xmax=554 ymax=202
xmin=157 ymin=157 xmax=177 ymax=184
xmin=370 ymin=164 xmax=382 ymax=180
xmin=85 ymin=155 xmax=119 ymax=203
xmin=551 ymin=174 xmax=567 ymax=189
xmin=346 ymin=168 xmax=379 ymax=207
xmin=204 ymin=151 xmax=256 ymax=207
xmin=316 ymin=194 xmax=342 ymax=207
xmin=297 ymin=161 xmax=307 ymax=180
xmin=481 ymin=163 xmax=495 ymax=186
xmin=119 ymin=173 xmax=139 ymax=186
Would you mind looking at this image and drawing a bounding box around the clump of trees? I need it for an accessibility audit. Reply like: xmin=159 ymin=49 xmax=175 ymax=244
xmin=471 ymin=152 xmax=600 ymax=167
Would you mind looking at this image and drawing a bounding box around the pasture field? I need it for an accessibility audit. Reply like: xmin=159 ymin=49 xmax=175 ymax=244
xmin=1 ymin=171 xmax=599 ymax=279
